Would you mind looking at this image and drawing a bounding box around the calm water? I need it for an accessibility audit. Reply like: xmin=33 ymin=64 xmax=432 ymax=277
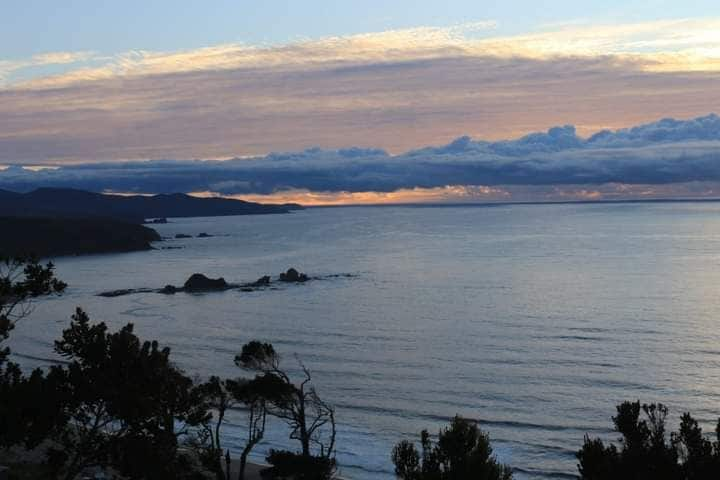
xmin=10 ymin=203 xmax=720 ymax=479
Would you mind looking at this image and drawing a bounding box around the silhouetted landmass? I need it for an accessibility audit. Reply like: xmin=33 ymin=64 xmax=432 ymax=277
xmin=0 ymin=188 xmax=302 ymax=223
xmin=0 ymin=217 xmax=161 ymax=257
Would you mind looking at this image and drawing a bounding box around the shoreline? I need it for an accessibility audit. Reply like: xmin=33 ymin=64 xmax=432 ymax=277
xmin=223 ymin=460 xmax=349 ymax=480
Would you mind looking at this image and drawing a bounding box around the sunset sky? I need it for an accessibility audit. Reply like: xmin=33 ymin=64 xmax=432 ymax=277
xmin=2 ymin=1 xmax=720 ymax=203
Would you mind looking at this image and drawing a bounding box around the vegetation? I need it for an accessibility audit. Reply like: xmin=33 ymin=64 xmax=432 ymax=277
xmin=47 ymin=308 xmax=208 ymax=480
xmin=1 ymin=258 xmax=340 ymax=479
xmin=578 ymin=401 xmax=720 ymax=480
xmin=12 ymin=256 xmax=720 ymax=480
xmin=195 ymin=372 xmax=287 ymax=480
xmin=0 ymin=255 xmax=66 ymax=368
xmin=236 ymin=341 xmax=337 ymax=479
xmin=0 ymin=217 xmax=161 ymax=257
xmin=0 ymin=256 xmax=66 ymax=451
xmin=391 ymin=415 xmax=513 ymax=480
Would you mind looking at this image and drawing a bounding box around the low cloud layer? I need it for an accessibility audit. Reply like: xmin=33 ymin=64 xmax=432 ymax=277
xmin=3 ymin=114 xmax=720 ymax=203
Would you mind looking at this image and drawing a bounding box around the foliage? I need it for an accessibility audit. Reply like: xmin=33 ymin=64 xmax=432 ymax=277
xmin=194 ymin=360 xmax=293 ymax=480
xmin=0 ymin=255 xmax=66 ymax=367
xmin=391 ymin=416 xmax=513 ymax=480
xmin=194 ymin=376 xmax=237 ymax=477
xmin=47 ymin=308 xmax=209 ymax=480
xmin=0 ymin=364 xmax=68 ymax=450
xmin=578 ymin=401 xmax=720 ymax=480
xmin=0 ymin=256 xmax=66 ymax=450
xmin=236 ymin=342 xmax=336 ymax=461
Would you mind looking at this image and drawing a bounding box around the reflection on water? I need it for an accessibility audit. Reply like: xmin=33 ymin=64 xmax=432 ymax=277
xmin=10 ymin=203 xmax=720 ymax=479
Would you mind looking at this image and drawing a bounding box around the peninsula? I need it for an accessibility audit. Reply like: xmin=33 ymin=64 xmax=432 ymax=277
xmin=0 ymin=188 xmax=301 ymax=223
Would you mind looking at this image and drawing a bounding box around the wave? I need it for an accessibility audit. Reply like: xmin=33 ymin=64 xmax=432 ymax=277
xmin=10 ymin=352 xmax=70 ymax=365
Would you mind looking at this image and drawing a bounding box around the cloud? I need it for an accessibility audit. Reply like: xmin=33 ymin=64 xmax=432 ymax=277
xmin=413 ymin=113 xmax=720 ymax=155
xmin=3 ymin=114 xmax=720 ymax=204
xmin=194 ymin=185 xmax=511 ymax=206
xmin=2 ymin=19 xmax=720 ymax=165
xmin=0 ymin=50 xmax=95 ymax=86
xmin=7 ymin=22 xmax=498 ymax=89
xmin=4 ymin=17 xmax=719 ymax=90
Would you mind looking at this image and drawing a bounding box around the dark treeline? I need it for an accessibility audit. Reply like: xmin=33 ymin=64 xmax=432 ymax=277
xmin=2 ymin=256 xmax=720 ymax=479
xmin=578 ymin=402 xmax=720 ymax=479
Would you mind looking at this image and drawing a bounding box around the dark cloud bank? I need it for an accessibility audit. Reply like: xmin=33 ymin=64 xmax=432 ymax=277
xmin=2 ymin=114 xmax=720 ymax=197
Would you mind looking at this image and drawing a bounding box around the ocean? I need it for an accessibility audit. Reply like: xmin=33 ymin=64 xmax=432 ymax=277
xmin=9 ymin=202 xmax=720 ymax=479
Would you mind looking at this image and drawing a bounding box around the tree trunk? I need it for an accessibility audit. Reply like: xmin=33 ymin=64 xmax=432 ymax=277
xmin=298 ymin=389 xmax=310 ymax=457
xmin=238 ymin=447 xmax=250 ymax=480
xmin=215 ymin=408 xmax=226 ymax=478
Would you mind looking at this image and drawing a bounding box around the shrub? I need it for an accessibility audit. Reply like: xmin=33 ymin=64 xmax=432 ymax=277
xmin=391 ymin=416 xmax=512 ymax=480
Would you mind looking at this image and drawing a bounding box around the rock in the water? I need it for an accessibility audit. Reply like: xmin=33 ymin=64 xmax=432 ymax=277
xmin=279 ymin=268 xmax=308 ymax=283
xmin=183 ymin=274 xmax=228 ymax=291
xmin=254 ymin=275 xmax=271 ymax=286
xmin=197 ymin=232 xmax=212 ymax=238
xmin=175 ymin=233 xmax=192 ymax=239
xmin=159 ymin=284 xmax=179 ymax=294
xmin=98 ymin=289 xmax=135 ymax=298
xmin=146 ymin=217 xmax=168 ymax=224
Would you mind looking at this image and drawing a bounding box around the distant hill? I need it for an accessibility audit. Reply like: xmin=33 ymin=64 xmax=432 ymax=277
xmin=0 ymin=188 xmax=301 ymax=222
xmin=0 ymin=217 xmax=161 ymax=257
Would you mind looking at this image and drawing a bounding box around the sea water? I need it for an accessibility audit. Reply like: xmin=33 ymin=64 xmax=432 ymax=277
xmin=10 ymin=203 xmax=720 ymax=479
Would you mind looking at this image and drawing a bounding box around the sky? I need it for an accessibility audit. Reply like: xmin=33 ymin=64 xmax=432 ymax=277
xmin=2 ymin=1 xmax=720 ymax=204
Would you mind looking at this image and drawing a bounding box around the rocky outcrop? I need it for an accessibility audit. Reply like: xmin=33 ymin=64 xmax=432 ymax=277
xmin=175 ymin=233 xmax=192 ymax=239
xmin=183 ymin=274 xmax=229 ymax=292
xmin=98 ymin=288 xmax=155 ymax=298
xmin=159 ymin=285 xmax=179 ymax=295
xmin=279 ymin=268 xmax=308 ymax=283
xmin=97 ymin=268 xmax=334 ymax=298
xmin=197 ymin=232 xmax=212 ymax=238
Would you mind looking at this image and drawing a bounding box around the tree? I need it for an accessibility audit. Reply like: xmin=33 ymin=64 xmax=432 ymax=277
xmin=195 ymin=368 xmax=291 ymax=480
xmin=235 ymin=342 xmax=337 ymax=478
xmin=392 ymin=440 xmax=421 ymax=480
xmin=0 ymin=362 xmax=69 ymax=451
xmin=0 ymin=256 xmax=66 ymax=450
xmin=391 ymin=416 xmax=513 ymax=480
xmin=673 ymin=413 xmax=719 ymax=479
xmin=577 ymin=401 xmax=720 ymax=480
xmin=0 ymin=255 xmax=66 ymax=369
xmin=195 ymin=376 xmax=236 ymax=478
xmin=49 ymin=308 xmax=209 ymax=480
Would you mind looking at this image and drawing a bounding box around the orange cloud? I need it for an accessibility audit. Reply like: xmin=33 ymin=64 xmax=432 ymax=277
xmin=184 ymin=182 xmax=720 ymax=206
xmin=190 ymin=186 xmax=511 ymax=206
